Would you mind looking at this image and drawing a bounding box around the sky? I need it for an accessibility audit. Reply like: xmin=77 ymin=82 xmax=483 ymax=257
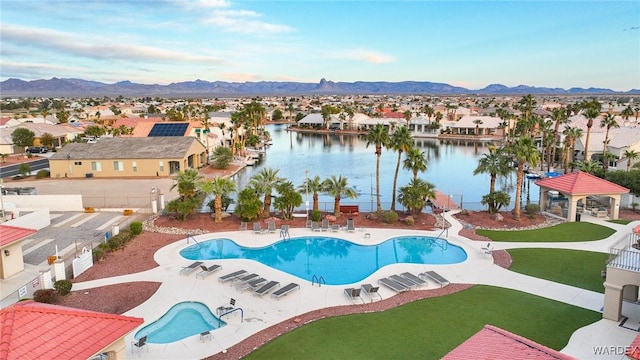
xmin=1 ymin=0 xmax=639 ymax=91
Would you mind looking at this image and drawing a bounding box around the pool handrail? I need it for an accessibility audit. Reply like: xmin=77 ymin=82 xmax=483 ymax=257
xmin=219 ymin=307 xmax=243 ymax=323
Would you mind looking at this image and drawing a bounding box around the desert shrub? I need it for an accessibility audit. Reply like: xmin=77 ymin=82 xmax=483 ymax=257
xmin=33 ymin=289 xmax=57 ymax=304
xmin=459 ymin=209 xmax=469 ymax=215
xmin=36 ymin=170 xmax=50 ymax=179
xmin=525 ymin=203 xmax=540 ymax=214
xmin=92 ymin=248 xmax=104 ymax=262
xmin=130 ymin=221 xmax=143 ymax=235
xmin=54 ymin=279 xmax=72 ymax=296
xmin=382 ymin=211 xmax=398 ymax=224
xmin=106 ymin=231 xmax=133 ymax=251
xmin=310 ymin=210 xmax=322 ymax=222
xmin=405 ymin=216 xmax=415 ymax=226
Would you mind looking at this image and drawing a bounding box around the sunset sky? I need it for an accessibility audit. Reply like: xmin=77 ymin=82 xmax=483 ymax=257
xmin=1 ymin=0 xmax=638 ymax=90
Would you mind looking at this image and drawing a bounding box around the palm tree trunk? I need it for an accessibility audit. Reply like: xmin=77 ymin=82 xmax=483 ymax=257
xmin=214 ymin=196 xmax=223 ymax=222
xmin=391 ymin=152 xmax=401 ymax=211
xmin=376 ymin=150 xmax=382 ymax=213
xmin=263 ymin=194 xmax=271 ymax=218
xmin=313 ymin=192 xmax=319 ymax=211
xmin=514 ymin=164 xmax=524 ymax=221
xmin=334 ymin=196 xmax=341 ymax=217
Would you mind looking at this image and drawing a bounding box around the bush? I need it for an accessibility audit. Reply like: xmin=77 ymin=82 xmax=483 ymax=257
xmin=54 ymin=279 xmax=72 ymax=296
xmin=130 ymin=221 xmax=143 ymax=235
xmin=92 ymin=248 xmax=104 ymax=262
xmin=36 ymin=170 xmax=50 ymax=179
xmin=33 ymin=289 xmax=57 ymax=304
xmin=106 ymin=231 xmax=133 ymax=251
xmin=382 ymin=211 xmax=398 ymax=224
xmin=310 ymin=210 xmax=322 ymax=222
xmin=525 ymin=203 xmax=540 ymax=214
xmin=405 ymin=216 xmax=415 ymax=226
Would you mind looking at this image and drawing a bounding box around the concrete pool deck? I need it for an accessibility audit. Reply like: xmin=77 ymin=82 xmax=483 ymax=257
xmin=71 ymin=211 xmax=640 ymax=360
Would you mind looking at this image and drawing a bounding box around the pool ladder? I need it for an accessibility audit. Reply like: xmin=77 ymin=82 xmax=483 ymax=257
xmin=311 ymin=275 xmax=325 ymax=287
xmin=219 ymin=307 xmax=243 ymax=323
xmin=186 ymin=233 xmax=202 ymax=249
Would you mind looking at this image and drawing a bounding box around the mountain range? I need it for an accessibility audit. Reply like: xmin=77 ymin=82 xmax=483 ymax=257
xmin=1 ymin=77 xmax=638 ymax=97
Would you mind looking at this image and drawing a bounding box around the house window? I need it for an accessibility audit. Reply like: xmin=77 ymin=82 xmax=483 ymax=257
xmin=91 ymin=162 xmax=102 ymax=171
xmin=74 ymin=161 xmax=82 ymax=165
xmin=113 ymin=161 xmax=124 ymax=171
xmin=159 ymin=161 xmax=164 ymax=172
xmin=132 ymin=161 xmax=137 ymax=172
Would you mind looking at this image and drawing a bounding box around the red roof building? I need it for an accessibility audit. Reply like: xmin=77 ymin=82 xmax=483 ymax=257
xmin=443 ymin=325 xmax=577 ymax=360
xmin=0 ymin=225 xmax=37 ymax=280
xmin=0 ymin=300 xmax=143 ymax=360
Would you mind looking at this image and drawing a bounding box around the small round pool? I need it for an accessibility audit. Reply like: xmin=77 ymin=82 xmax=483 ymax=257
xmin=134 ymin=301 xmax=225 ymax=344
xmin=180 ymin=235 xmax=467 ymax=285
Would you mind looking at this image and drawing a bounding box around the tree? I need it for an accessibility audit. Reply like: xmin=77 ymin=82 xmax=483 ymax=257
xmin=549 ymin=108 xmax=568 ymax=170
xmin=18 ymin=163 xmax=31 ymax=178
xmin=600 ymin=113 xmax=619 ymax=173
xmin=11 ymin=128 xmax=35 ymax=152
xmin=198 ymin=177 xmax=236 ymax=222
xmin=298 ymin=175 xmax=324 ymax=212
xmin=606 ymin=169 xmax=640 ymax=196
xmin=165 ymin=197 xmax=200 ymax=221
xmin=56 ymin=110 xmax=69 ymax=123
xmin=211 ymin=146 xmax=233 ymax=169
xmin=322 ymin=175 xmax=358 ymax=217
xmin=473 ymin=145 xmax=512 ymax=213
xmin=365 ymin=124 xmax=390 ymax=212
xmin=403 ymin=110 xmax=412 ymax=126
xmin=273 ymin=181 xmax=303 ymax=219
xmin=272 ymin=109 xmax=284 ymax=121
xmin=84 ymin=125 xmax=105 ymax=138
xmin=397 ymin=178 xmax=436 ymax=215
xmin=234 ymin=187 xmax=263 ymax=222
xmin=562 ymin=126 xmax=583 ymax=173
xmin=40 ymin=132 xmax=54 ymax=149
xmin=403 ymin=148 xmax=428 ymax=181
xmin=624 ymin=149 xmax=638 ymax=172
xmin=506 ymin=136 xmax=539 ymax=221
xmin=473 ymin=119 xmax=483 ymax=136
xmin=250 ymin=167 xmax=284 ymax=218
xmin=171 ymin=169 xmax=202 ymax=200
xmin=389 ymin=126 xmax=413 ymax=211
xmin=480 ymin=191 xmax=511 ymax=214
xmin=582 ymin=107 xmax=600 ymax=161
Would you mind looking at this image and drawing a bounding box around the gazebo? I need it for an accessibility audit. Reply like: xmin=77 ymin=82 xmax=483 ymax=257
xmin=535 ymin=171 xmax=629 ymax=222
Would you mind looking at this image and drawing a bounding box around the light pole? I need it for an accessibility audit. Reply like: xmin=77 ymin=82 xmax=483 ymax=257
xmin=305 ymin=170 xmax=309 ymax=221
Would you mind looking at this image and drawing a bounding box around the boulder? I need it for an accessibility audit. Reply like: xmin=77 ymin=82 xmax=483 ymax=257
xmin=490 ymin=213 xmax=504 ymax=221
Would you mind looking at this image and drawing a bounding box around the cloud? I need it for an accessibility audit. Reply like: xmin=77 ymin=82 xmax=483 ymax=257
xmin=337 ymin=49 xmax=396 ymax=64
xmin=1 ymin=24 xmax=225 ymax=65
xmin=195 ymin=0 xmax=230 ymax=7
xmin=203 ymin=9 xmax=294 ymax=34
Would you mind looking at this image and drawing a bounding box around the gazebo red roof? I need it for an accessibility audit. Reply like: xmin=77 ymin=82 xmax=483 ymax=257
xmin=0 ymin=225 xmax=36 ymax=248
xmin=627 ymin=334 xmax=640 ymax=359
xmin=442 ymin=325 xmax=577 ymax=360
xmin=535 ymin=171 xmax=629 ymax=195
xmin=0 ymin=300 xmax=143 ymax=359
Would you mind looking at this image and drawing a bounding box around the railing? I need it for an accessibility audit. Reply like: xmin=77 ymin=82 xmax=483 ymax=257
xmin=219 ymin=307 xmax=243 ymax=323
xmin=186 ymin=234 xmax=202 ymax=248
xmin=607 ymin=249 xmax=640 ymax=273
xmin=311 ymin=275 xmax=325 ymax=287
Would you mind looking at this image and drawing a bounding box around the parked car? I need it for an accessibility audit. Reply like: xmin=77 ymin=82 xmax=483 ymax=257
xmin=27 ymin=146 xmax=48 ymax=153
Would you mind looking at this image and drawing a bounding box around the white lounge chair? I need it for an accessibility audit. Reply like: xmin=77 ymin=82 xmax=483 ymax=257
xmin=311 ymin=221 xmax=321 ymax=232
xmin=378 ymin=278 xmax=408 ymax=293
xmin=218 ymin=270 xmax=247 ymax=283
xmin=272 ymin=282 xmax=300 ymax=299
xmin=420 ymin=270 xmax=450 ymax=287
xmin=180 ymin=261 xmax=203 ymax=276
xmin=399 ymin=272 xmax=427 ymax=287
xmin=267 ymin=220 xmax=277 ymax=233
xmin=361 ymin=284 xmax=382 ymax=302
xmin=389 ymin=275 xmax=418 ymax=289
xmin=321 ymin=219 xmax=329 ymax=231
xmin=346 ymin=218 xmax=356 ymax=232
xmin=239 ymin=222 xmax=248 ymax=231
xmin=481 ymin=242 xmax=492 ymax=255
xmin=344 ymin=287 xmax=364 ymax=304
xmin=253 ymin=222 xmax=265 ymax=234
xmin=254 ymin=281 xmax=280 ymax=296
xmin=196 ymin=264 xmax=222 ymax=279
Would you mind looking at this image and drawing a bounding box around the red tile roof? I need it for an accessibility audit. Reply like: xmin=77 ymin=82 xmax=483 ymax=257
xmin=627 ymin=334 xmax=640 ymax=359
xmin=0 ymin=225 xmax=36 ymax=248
xmin=0 ymin=300 xmax=143 ymax=360
xmin=443 ymin=325 xmax=577 ymax=360
xmin=535 ymin=171 xmax=629 ymax=195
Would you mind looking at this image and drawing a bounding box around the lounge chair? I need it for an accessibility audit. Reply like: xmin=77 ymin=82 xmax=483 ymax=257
xmin=344 ymin=287 xmax=364 ymax=304
xmin=132 ymin=335 xmax=148 ymax=353
xmin=321 ymin=219 xmax=329 ymax=231
xmin=311 ymin=221 xmax=321 ymax=232
xmin=331 ymin=224 xmax=340 ymax=232
xmin=216 ymin=298 xmax=236 ymax=315
xmin=218 ymin=270 xmax=248 ymax=283
xmin=305 ymin=219 xmax=312 ymax=229
xmin=378 ymin=278 xmax=408 ymax=293
xmin=239 ymin=222 xmax=248 ymax=231
xmin=180 ymin=261 xmax=204 ymax=276
xmin=346 ymin=218 xmax=356 ymax=232
xmin=389 ymin=274 xmax=418 ymax=289
xmin=280 ymin=224 xmax=290 ymax=239
xmin=272 ymin=282 xmax=300 ymax=299
xmin=267 ymin=220 xmax=276 ymax=233
xmin=254 ymin=281 xmax=280 ymax=296
xmin=481 ymin=242 xmax=492 ymax=255
xmin=253 ymin=222 xmax=265 ymax=234
xmin=233 ymin=273 xmax=260 ymax=287
xmin=196 ymin=264 xmax=222 ymax=279
xmin=420 ymin=270 xmax=450 ymax=287
xmin=238 ymin=277 xmax=267 ymax=291
xmin=399 ymin=272 xmax=427 ymax=287
xmin=361 ymin=284 xmax=382 ymax=302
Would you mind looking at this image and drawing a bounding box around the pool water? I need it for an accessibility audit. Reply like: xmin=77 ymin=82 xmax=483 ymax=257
xmin=180 ymin=236 xmax=467 ymax=285
xmin=134 ymin=302 xmax=226 ymax=344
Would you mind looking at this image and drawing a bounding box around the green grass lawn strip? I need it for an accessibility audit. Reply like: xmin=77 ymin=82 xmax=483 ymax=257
xmin=476 ymin=222 xmax=615 ymax=242
xmin=508 ymin=248 xmax=609 ymax=292
xmin=245 ymin=286 xmax=600 ymax=359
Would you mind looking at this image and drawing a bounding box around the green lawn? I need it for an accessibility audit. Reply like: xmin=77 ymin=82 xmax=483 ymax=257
xmin=508 ymin=248 xmax=609 ymax=292
xmin=476 ymin=222 xmax=615 ymax=242
xmin=608 ymin=219 xmax=631 ymax=225
xmin=245 ymin=286 xmax=600 ymax=359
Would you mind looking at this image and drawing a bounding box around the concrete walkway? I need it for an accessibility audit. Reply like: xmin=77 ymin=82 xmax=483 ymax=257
xmin=70 ymin=211 xmax=640 ymax=360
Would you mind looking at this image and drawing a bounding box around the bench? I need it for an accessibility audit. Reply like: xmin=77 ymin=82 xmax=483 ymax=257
xmin=339 ymin=205 xmax=359 ymax=215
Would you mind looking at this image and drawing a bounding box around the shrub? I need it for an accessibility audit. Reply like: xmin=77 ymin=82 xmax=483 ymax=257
xmin=130 ymin=221 xmax=143 ymax=235
xmin=525 ymin=203 xmax=540 ymax=214
xmin=382 ymin=211 xmax=398 ymax=224
xmin=92 ymin=248 xmax=104 ymax=262
xmin=54 ymin=279 xmax=72 ymax=296
xmin=33 ymin=289 xmax=57 ymax=304
xmin=106 ymin=231 xmax=133 ymax=251
xmin=310 ymin=210 xmax=322 ymax=222
xmin=405 ymin=216 xmax=415 ymax=226
xmin=36 ymin=170 xmax=50 ymax=179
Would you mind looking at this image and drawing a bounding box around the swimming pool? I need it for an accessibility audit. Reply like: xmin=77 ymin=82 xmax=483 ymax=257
xmin=180 ymin=236 xmax=467 ymax=285
xmin=134 ymin=302 xmax=226 ymax=344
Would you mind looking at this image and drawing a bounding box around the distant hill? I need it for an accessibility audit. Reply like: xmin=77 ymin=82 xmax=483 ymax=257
xmin=1 ymin=77 xmax=638 ymax=97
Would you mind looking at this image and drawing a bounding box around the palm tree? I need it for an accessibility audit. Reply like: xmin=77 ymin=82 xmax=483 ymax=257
xmin=600 ymin=113 xmax=619 ymax=173
xmin=506 ymin=136 xmax=539 ymax=221
xmin=403 ymin=147 xmax=428 ymax=181
xmin=562 ymin=126 xmax=583 ymax=173
xmin=624 ymin=149 xmax=638 ymax=171
xmin=365 ymin=124 xmax=390 ymax=213
xmin=171 ymin=169 xmax=202 ymax=200
xmin=621 ymin=105 xmax=634 ymax=121
xmin=473 ymin=119 xmax=483 ymax=136
xmin=403 ymin=110 xmax=412 ymax=127
xmin=389 ymin=126 xmax=413 ymax=211
xmin=287 ymin=102 xmax=295 ymax=123
xmin=249 ymin=167 xmax=284 ymax=218
xmin=473 ymin=146 xmax=512 ymax=212
xmin=397 ymin=178 xmax=436 ymax=215
xmin=549 ymin=107 xmax=568 ymax=170
xmin=322 ymin=175 xmax=358 ymax=217
xmin=583 ymin=107 xmax=600 ymax=161
xmin=198 ymin=177 xmax=236 ymax=222
xmin=298 ymin=175 xmax=324 ymax=211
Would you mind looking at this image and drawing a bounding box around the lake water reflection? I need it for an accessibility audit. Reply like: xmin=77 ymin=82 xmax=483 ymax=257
xmin=231 ymin=124 xmax=540 ymax=212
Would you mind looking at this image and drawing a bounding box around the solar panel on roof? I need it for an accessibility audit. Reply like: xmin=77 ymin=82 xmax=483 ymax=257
xmin=148 ymin=123 xmax=189 ymax=137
